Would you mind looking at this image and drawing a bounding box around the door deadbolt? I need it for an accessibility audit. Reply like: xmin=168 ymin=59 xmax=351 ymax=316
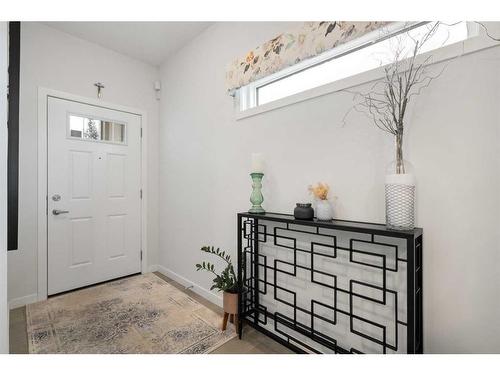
xmin=52 ymin=194 xmax=61 ymax=201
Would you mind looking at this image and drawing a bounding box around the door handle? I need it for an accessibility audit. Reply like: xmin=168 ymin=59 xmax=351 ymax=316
xmin=52 ymin=209 xmax=69 ymax=215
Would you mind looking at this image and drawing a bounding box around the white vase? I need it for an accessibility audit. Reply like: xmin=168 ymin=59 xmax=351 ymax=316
xmin=315 ymin=200 xmax=333 ymax=221
xmin=385 ymin=173 xmax=415 ymax=230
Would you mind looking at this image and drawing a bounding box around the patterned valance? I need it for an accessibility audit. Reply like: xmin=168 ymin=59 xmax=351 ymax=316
xmin=226 ymin=21 xmax=389 ymax=92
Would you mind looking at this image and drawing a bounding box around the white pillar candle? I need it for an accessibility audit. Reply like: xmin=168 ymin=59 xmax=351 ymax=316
xmin=251 ymin=153 xmax=264 ymax=173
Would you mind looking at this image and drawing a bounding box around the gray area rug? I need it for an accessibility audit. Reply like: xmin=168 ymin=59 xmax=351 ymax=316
xmin=26 ymin=273 xmax=235 ymax=353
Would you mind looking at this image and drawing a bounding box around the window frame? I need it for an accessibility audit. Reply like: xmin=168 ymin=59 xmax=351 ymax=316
xmin=66 ymin=112 xmax=129 ymax=146
xmin=235 ymin=21 xmax=492 ymax=121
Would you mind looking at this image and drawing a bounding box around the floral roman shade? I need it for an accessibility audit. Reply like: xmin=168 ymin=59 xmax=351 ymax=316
xmin=226 ymin=21 xmax=389 ymax=92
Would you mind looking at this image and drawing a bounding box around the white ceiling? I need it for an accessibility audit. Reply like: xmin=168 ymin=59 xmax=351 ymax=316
xmin=43 ymin=22 xmax=213 ymax=66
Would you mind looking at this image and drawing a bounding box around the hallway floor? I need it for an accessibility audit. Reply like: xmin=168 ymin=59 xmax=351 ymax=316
xmin=9 ymin=272 xmax=292 ymax=354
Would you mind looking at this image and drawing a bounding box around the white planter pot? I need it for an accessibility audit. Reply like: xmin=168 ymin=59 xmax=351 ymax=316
xmin=385 ymin=173 xmax=415 ymax=230
xmin=315 ymin=200 xmax=333 ymax=221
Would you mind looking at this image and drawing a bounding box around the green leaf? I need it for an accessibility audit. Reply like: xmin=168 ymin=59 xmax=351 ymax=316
xmin=196 ymin=244 xmax=238 ymax=292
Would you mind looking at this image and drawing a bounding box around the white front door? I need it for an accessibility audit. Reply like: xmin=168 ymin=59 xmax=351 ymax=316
xmin=47 ymin=97 xmax=142 ymax=295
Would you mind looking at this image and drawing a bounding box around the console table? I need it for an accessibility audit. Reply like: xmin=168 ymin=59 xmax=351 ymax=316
xmin=237 ymin=212 xmax=423 ymax=354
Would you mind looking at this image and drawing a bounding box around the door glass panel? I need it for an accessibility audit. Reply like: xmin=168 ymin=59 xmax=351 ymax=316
xmin=68 ymin=114 xmax=126 ymax=144
xmin=69 ymin=115 xmax=84 ymax=138
xmin=83 ymin=118 xmax=101 ymax=140
xmin=101 ymin=121 xmax=112 ymax=141
xmin=112 ymin=123 xmax=125 ymax=143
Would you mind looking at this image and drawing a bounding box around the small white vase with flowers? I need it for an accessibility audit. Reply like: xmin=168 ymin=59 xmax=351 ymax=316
xmin=309 ymin=182 xmax=333 ymax=221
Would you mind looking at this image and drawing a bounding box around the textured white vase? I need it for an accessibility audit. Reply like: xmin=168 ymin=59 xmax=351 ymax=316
xmin=385 ymin=173 xmax=415 ymax=230
xmin=315 ymin=200 xmax=333 ymax=221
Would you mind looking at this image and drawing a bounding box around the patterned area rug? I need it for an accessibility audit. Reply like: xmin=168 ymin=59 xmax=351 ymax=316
xmin=26 ymin=273 xmax=236 ymax=353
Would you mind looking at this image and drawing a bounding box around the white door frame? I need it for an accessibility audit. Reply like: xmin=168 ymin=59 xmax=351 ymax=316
xmin=37 ymin=87 xmax=148 ymax=301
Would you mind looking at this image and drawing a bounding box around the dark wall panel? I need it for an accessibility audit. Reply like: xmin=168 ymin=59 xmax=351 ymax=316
xmin=7 ymin=21 xmax=20 ymax=251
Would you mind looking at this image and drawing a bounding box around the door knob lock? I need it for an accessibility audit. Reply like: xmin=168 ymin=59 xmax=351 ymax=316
xmin=52 ymin=209 xmax=69 ymax=215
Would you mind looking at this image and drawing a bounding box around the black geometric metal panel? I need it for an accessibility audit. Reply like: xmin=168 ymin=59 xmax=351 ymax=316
xmin=237 ymin=212 xmax=423 ymax=354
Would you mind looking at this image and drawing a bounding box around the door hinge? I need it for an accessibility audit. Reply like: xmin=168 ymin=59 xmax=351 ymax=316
xmin=140 ymin=189 xmax=143 ymax=199
xmin=140 ymin=250 xmax=143 ymax=261
xmin=140 ymin=128 xmax=143 ymax=138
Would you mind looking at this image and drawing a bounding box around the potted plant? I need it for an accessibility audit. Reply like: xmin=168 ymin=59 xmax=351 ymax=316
xmin=195 ymin=246 xmax=239 ymax=332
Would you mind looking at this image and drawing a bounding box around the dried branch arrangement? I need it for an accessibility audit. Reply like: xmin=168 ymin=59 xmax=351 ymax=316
xmin=344 ymin=22 xmax=448 ymax=174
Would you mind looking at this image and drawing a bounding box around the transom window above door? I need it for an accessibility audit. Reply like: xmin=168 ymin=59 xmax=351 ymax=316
xmin=68 ymin=114 xmax=126 ymax=144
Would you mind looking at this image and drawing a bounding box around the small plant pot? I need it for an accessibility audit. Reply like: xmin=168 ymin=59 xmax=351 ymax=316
xmin=223 ymin=291 xmax=238 ymax=315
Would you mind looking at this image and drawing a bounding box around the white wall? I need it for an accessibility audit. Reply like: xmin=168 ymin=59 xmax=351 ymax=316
xmin=158 ymin=22 xmax=500 ymax=353
xmin=0 ymin=21 xmax=10 ymax=353
xmin=8 ymin=22 xmax=160 ymax=306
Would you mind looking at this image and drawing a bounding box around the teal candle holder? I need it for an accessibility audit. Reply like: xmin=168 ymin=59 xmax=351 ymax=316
xmin=249 ymin=172 xmax=265 ymax=214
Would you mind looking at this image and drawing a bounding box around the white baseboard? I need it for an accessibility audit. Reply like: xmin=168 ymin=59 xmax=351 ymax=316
xmin=147 ymin=264 xmax=159 ymax=273
xmin=8 ymin=267 xmax=217 ymax=310
xmin=9 ymin=293 xmax=38 ymax=310
xmin=155 ymin=265 xmax=223 ymax=307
